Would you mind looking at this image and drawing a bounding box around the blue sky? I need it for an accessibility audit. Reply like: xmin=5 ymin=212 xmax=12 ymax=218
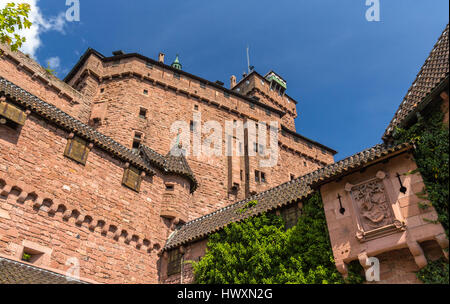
xmin=20 ymin=0 xmax=449 ymax=160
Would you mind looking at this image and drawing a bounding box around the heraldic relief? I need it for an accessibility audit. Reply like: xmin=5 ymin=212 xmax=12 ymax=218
xmin=346 ymin=172 xmax=405 ymax=241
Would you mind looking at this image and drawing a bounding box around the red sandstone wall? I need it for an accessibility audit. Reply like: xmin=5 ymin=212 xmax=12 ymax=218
xmin=0 ymin=111 xmax=179 ymax=283
xmin=64 ymin=54 xmax=334 ymax=218
xmin=0 ymin=45 xmax=93 ymax=124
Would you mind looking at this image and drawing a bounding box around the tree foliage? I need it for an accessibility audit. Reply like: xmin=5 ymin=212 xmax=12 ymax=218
xmin=393 ymin=101 xmax=449 ymax=236
xmin=192 ymin=192 xmax=364 ymax=284
xmin=0 ymin=2 xmax=32 ymax=52
xmin=416 ymin=258 xmax=449 ymax=284
xmin=393 ymin=99 xmax=449 ymax=283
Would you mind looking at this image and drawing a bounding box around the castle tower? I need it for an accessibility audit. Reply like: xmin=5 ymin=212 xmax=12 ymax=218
xmin=231 ymin=70 xmax=298 ymax=131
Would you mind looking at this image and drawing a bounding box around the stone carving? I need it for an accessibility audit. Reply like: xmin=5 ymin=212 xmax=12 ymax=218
xmin=351 ymin=180 xmax=395 ymax=232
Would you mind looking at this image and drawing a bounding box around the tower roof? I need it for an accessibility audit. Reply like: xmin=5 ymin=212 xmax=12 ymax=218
xmin=171 ymin=54 xmax=182 ymax=70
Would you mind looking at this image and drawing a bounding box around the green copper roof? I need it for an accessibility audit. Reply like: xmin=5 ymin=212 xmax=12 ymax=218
xmin=265 ymin=72 xmax=287 ymax=89
xmin=171 ymin=54 xmax=182 ymax=70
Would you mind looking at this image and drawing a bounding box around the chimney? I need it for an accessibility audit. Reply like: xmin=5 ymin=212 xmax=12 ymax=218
xmin=158 ymin=52 xmax=165 ymax=63
xmin=230 ymin=75 xmax=236 ymax=88
xmin=112 ymin=50 xmax=124 ymax=56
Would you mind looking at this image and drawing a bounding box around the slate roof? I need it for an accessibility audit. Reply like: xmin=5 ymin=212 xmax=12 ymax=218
xmin=140 ymin=145 xmax=198 ymax=192
xmin=0 ymin=257 xmax=87 ymax=284
xmin=384 ymin=24 xmax=449 ymax=140
xmin=164 ymin=142 xmax=413 ymax=250
xmin=0 ymin=76 xmax=198 ymax=190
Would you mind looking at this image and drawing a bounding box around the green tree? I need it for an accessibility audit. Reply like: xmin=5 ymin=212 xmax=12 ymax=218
xmin=0 ymin=2 xmax=32 ymax=52
xmin=192 ymin=193 xmax=364 ymax=284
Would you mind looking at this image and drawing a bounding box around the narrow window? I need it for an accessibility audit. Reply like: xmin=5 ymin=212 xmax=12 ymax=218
xmin=139 ymin=108 xmax=147 ymax=119
xmin=167 ymin=249 xmax=181 ymax=276
xmin=259 ymin=144 xmax=265 ymax=155
xmin=281 ymin=205 xmax=302 ymax=230
xmin=250 ymin=103 xmax=255 ymax=109
xmin=190 ymin=121 xmax=197 ymax=132
xmin=143 ymin=89 xmax=148 ymax=95
xmin=174 ymin=72 xmax=180 ymax=80
xmin=122 ymin=166 xmax=142 ymax=192
xmin=146 ymin=62 xmax=153 ymax=69
xmin=200 ymin=82 xmax=206 ymax=89
xmin=194 ymin=105 xmax=199 ymax=111
xmin=21 ymin=247 xmax=44 ymax=264
xmin=261 ymin=172 xmax=266 ymax=183
xmin=255 ymin=170 xmax=260 ymax=182
xmin=132 ymin=132 xmax=142 ymax=152
xmin=290 ymin=174 xmax=295 ymax=180
xmin=165 ymin=184 xmax=174 ymax=191
xmin=64 ymin=136 xmax=90 ymax=165
xmin=253 ymin=142 xmax=258 ymax=153
xmin=304 ymin=161 xmax=307 ymax=167
xmin=100 ymin=88 xmax=105 ymax=93
xmin=240 ymin=170 xmax=243 ymax=181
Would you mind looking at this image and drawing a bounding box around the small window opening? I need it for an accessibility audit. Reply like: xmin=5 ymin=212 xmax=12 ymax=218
xmin=139 ymin=108 xmax=147 ymax=119
xmin=132 ymin=133 xmax=142 ymax=152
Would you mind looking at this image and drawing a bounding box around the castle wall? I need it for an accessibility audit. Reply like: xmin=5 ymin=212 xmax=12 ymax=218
xmin=0 ymin=44 xmax=94 ymax=124
xmin=65 ymin=54 xmax=334 ymax=218
xmin=0 ymin=111 xmax=177 ymax=283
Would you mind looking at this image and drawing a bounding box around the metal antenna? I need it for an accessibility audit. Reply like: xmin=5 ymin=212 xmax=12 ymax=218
xmin=246 ymin=45 xmax=250 ymax=74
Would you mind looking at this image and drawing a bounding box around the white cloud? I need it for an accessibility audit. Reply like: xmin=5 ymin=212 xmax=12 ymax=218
xmin=1 ymin=0 xmax=67 ymax=58
xmin=45 ymin=56 xmax=60 ymax=69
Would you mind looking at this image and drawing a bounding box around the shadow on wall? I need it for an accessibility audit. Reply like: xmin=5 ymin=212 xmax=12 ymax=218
xmin=0 ymin=123 xmax=22 ymax=145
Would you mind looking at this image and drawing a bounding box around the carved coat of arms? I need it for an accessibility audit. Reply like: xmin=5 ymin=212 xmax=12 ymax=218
xmin=351 ymin=181 xmax=395 ymax=231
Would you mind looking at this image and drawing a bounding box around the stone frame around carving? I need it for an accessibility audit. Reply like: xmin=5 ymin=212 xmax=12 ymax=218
xmin=345 ymin=170 xmax=406 ymax=242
